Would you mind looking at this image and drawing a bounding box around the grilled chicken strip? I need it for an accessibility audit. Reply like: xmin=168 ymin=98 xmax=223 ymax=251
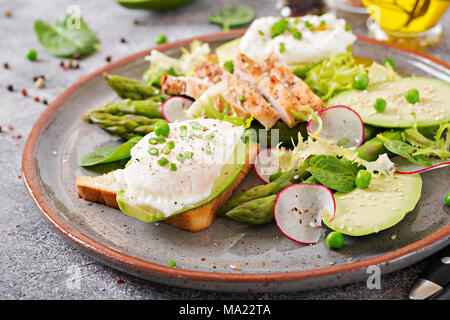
xmin=194 ymin=61 xmax=280 ymax=129
xmin=161 ymin=74 xmax=211 ymax=99
xmin=264 ymin=51 xmax=325 ymax=112
xmin=234 ymin=53 xmax=302 ymax=128
xmin=161 ymin=73 xmax=250 ymax=119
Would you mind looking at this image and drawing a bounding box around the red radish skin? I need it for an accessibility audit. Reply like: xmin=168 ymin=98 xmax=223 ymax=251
xmin=274 ymin=183 xmax=336 ymax=245
xmin=307 ymin=105 xmax=365 ymax=148
xmin=161 ymin=96 xmax=194 ymax=123
xmin=392 ymin=156 xmax=450 ymax=174
xmin=252 ymin=147 xmax=280 ymax=184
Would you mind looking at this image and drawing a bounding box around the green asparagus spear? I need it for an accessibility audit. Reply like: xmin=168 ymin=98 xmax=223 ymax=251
xmin=86 ymin=112 xmax=159 ymax=139
xmin=84 ymin=98 xmax=164 ymax=119
xmin=225 ymin=194 xmax=277 ymax=225
xmin=355 ymin=130 xmax=403 ymax=161
xmin=218 ymin=163 xmax=310 ymax=215
xmin=363 ymin=125 xmax=380 ymax=141
xmin=104 ymin=73 xmax=163 ymax=100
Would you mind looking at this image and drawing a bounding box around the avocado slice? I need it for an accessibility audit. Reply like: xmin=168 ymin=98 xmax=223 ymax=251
xmin=116 ymin=139 xmax=248 ymax=222
xmin=327 ymin=77 xmax=450 ymax=128
xmin=322 ymin=173 xmax=422 ymax=236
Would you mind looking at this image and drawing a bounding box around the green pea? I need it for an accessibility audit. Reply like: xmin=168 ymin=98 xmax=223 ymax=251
xmin=155 ymin=34 xmax=167 ymax=45
xmin=223 ymin=60 xmax=234 ymax=73
xmin=269 ymin=170 xmax=282 ymax=182
xmin=168 ymin=259 xmax=177 ymax=267
xmin=353 ymin=73 xmax=369 ymax=90
xmin=154 ymin=120 xmax=170 ymax=137
xmin=373 ymin=98 xmax=387 ymax=112
xmin=345 ymin=24 xmax=352 ymax=31
xmin=355 ymin=170 xmax=372 ymax=188
xmin=326 ymin=232 xmax=345 ymax=249
xmin=383 ymin=58 xmax=395 ymax=69
xmin=405 ymin=88 xmax=419 ymax=104
xmin=445 ymin=192 xmax=450 ymax=206
xmin=26 ymin=49 xmax=37 ymax=61
xmin=157 ymin=157 xmax=169 ymax=166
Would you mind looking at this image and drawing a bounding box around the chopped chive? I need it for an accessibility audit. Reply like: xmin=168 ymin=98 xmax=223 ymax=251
xmin=177 ymin=153 xmax=185 ymax=162
xmin=169 ymin=163 xmax=177 ymax=171
xmin=223 ymin=60 xmax=234 ymax=73
xmin=320 ymin=20 xmax=326 ymax=26
xmin=148 ymin=137 xmax=159 ymax=145
xmin=205 ymin=144 xmax=212 ymax=155
xmin=179 ymin=125 xmax=187 ymax=137
xmin=190 ymin=121 xmax=202 ymax=130
xmin=258 ymin=30 xmax=264 ymax=36
xmin=193 ymin=132 xmax=203 ymax=139
xmin=293 ymin=17 xmax=299 ymax=25
xmin=156 ymin=136 xmax=166 ymax=143
xmin=279 ymin=42 xmax=285 ymax=53
xmin=162 ymin=144 xmax=172 ymax=155
xmin=167 ymin=141 xmax=175 ymax=149
xmin=345 ymin=24 xmax=352 ymax=31
xmin=305 ymin=21 xmax=314 ymax=30
xmin=184 ymin=151 xmax=193 ymax=159
xmin=148 ymin=147 xmax=158 ymax=156
xmin=288 ymin=28 xmax=302 ymax=40
xmin=206 ymin=133 xmax=215 ymax=140
xmin=157 ymin=157 xmax=169 ymax=166
xmin=238 ymin=94 xmax=246 ymax=103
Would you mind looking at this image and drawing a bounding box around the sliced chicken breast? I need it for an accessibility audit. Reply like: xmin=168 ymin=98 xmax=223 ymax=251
xmin=264 ymin=51 xmax=325 ymax=112
xmin=161 ymin=74 xmax=211 ymax=99
xmin=195 ymin=61 xmax=280 ymax=129
xmin=234 ymin=53 xmax=301 ymax=128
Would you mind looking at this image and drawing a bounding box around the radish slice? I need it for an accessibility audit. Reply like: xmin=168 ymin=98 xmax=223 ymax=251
xmin=307 ymin=105 xmax=365 ymax=148
xmin=392 ymin=156 xmax=450 ymax=174
xmin=161 ymin=96 xmax=193 ymax=123
xmin=253 ymin=148 xmax=280 ymax=184
xmin=274 ymin=184 xmax=336 ymax=245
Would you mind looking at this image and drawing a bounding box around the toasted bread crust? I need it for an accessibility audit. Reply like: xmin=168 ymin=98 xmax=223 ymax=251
xmin=76 ymin=143 xmax=257 ymax=232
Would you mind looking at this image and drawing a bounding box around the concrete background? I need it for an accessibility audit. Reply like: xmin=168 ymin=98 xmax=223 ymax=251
xmin=0 ymin=0 xmax=448 ymax=299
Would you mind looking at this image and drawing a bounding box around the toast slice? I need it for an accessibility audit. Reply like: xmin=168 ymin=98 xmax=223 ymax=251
xmin=76 ymin=142 xmax=258 ymax=232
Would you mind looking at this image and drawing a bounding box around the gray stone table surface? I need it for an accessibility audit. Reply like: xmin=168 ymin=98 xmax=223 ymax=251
xmin=0 ymin=0 xmax=449 ymax=300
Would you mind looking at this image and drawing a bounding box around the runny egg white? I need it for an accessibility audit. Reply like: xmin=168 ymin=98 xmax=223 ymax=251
xmin=239 ymin=14 xmax=356 ymax=65
xmin=114 ymin=118 xmax=244 ymax=216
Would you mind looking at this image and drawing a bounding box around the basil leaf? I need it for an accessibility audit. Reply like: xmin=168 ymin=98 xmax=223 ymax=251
xmin=208 ymin=5 xmax=255 ymax=31
xmin=306 ymin=155 xmax=357 ymax=192
xmin=34 ymin=15 xmax=99 ymax=58
xmin=79 ymin=136 xmax=142 ymax=167
xmin=383 ymin=140 xmax=432 ymax=167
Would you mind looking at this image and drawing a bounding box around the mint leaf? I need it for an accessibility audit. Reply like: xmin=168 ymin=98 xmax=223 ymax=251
xmin=306 ymin=155 xmax=357 ymax=192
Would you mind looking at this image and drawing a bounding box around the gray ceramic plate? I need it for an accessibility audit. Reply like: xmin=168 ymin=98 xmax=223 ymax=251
xmin=22 ymin=31 xmax=450 ymax=292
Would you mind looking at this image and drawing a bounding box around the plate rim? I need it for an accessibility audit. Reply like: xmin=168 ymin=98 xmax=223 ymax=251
xmin=22 ymin=29 xmax=450 ymax=285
